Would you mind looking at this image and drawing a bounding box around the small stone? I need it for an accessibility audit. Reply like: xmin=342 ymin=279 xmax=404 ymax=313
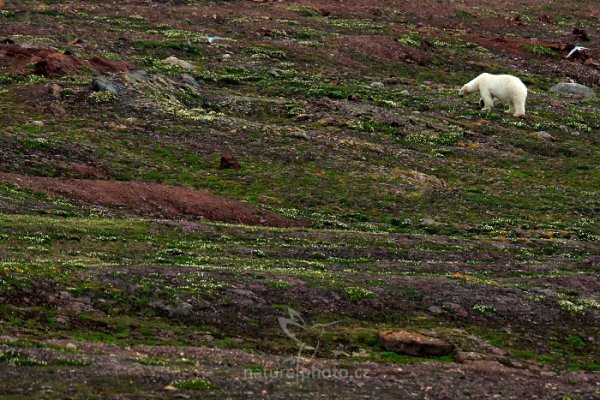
xmin=549 ymin=82 xmax=595 ymax=98
xmin=420 ymin=217 xmax=437 ymax=226
xmin=378 ymin=330 xmax=453 ymax=357
xmin=30 ymin=120 xmax=44 ymax=127
xmin=291 ymin=132 xmax=311 ymax=141
xmin=90 ymin=76 xmax=119 ymax=95
xmin=400 ymin=89 xmax=410 ymax=95
xmin=514 ymin=228 xmax=525 ymax=237
xmin=428 ymin=305 xmax=443 ymax=315
xmin=65 ymin=343 xmax=77 ymax=351
xmin=370 ymin=81 xmax=384 ymax=89
xmin=534 ymin=131 xmax=554 ymax=140
xmin=219 ymin=154 xmax=241 ymax=170
xmin=268 ymin=68 xmax=285 ymax=77
xmin=454 ymin=351 xmax=487 ymax=364
xmin=181 ymin=74 xmax=201 ymax=88
xmin=47 ymin=103 xmax=65 ymax=117
xmin=445 ymin=302 xmax=469 ymax=318
xmin=163 ymin=56 xmax=195 ymax=70
xmin=48 ymin=84 xmax=62 ymax=99
xmin=164 ymin=385 xmax=177 ymax=391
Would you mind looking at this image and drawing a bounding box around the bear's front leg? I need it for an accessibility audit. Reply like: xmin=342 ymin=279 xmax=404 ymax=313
xmin=480 ymin=91 xmax=494 ymax=111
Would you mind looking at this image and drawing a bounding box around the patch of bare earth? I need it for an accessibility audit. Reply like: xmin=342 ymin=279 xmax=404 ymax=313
xmin=0 ymin=172 xmax=300 ymax=227
xmin=0 ymin=44 xmax=134 ymax=77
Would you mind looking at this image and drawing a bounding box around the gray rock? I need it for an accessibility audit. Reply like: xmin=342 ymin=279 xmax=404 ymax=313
xmin=428 ymin=305 xmax=443 ymax=315
xmin=535 ymin=131 xmax=554 ymax=140
xmin=181 ymin=74 xmax=201 ymax=89
xmin=290 ymin=132 xmax=311 ymax=141
xmin=65 ymin=343 xmax=77 ymax=351
xmin=400 ymin=89 xmax=410 ymax=95
xmin=268 ymin=68 xmax=285 ymax=77
xmin=91 ymin=76 xmax=119 ymax=95
xmin=549 ymin=82 xmax=596 ymax=98
xmin=370 ymin=81 xmax=384 ymax=89
xmin=30 ymin=120 xmax=44 ymax=127
xmin=167 ymin=301 xmax=194 ymax=317
xmin=163 ymin=56 xmax=195 ymax=70
xmin=420 ymin=217 xmax=437 ymax=226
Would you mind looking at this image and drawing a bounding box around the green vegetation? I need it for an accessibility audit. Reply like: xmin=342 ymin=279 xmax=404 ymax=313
xmin=173 ymin=377 xmax=219 ymax=390
xmin=0 ymin=0 xmax=598 ymax=397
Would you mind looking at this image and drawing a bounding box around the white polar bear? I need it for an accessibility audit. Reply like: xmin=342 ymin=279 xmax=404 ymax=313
xmin=459 ymin=73 xmax=527 ymax=117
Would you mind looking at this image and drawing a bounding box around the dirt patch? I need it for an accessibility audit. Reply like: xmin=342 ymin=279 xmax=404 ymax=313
xmin=337 ymin=35 xmax=431 ymax=65
xmin=0 ymin=44 xmax=134 ymax=76
xmin=0 ymin=172 xmax=300 ymax=227
xmin=462 ymin=35 xmax=564 ymax=58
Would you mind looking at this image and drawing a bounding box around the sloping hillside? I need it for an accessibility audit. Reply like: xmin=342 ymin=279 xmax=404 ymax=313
xmin=0 ymin=1 xmax=598 ymax=398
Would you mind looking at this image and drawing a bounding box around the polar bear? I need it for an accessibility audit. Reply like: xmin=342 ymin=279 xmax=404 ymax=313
xmin=459 ymin=73 xmax=527 ymax=117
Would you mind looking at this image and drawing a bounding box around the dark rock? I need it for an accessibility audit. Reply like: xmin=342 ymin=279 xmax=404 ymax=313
xmin=90 ymin=76 xmax=119 ymax=95
xmin=166 ymin=301 xmax=193 ymax=317
xmin=219 ymin=154 xmax=241 ymax=170
xmin=1 ymin=38 xmax=15 ymax=45
xmin=378 ymin=330 xmax=453 ymax=356
xmin=573 ymin=28 xmax=590 ymax=42
xmin=445 ymin=302 xmax=469 ymax=317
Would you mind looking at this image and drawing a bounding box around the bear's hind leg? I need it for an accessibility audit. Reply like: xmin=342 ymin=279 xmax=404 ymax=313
xmin=505 ymin=101 xmax=515 ymax=114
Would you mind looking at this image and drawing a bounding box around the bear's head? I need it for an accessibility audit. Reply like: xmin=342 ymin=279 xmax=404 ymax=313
xmin=458 ymin=85 xmax=469 ymax=97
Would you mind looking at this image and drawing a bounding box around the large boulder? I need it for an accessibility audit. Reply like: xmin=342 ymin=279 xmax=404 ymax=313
xmin=549 ymin=82 xmax=596 ymax=98
xmin=378 ymin=330 xmax=453 ymax=356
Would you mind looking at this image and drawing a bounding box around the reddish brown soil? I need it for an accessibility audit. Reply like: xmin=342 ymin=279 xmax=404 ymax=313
xmin=0 ymin=45 xmax=133 ymax=77
xmin=337 ymin=35 xmax=431 ymax=65
xmin=462 ymin=35 xmax=565 ymax=58
xmin=0 ymin=172 xmax=300 ymax=227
